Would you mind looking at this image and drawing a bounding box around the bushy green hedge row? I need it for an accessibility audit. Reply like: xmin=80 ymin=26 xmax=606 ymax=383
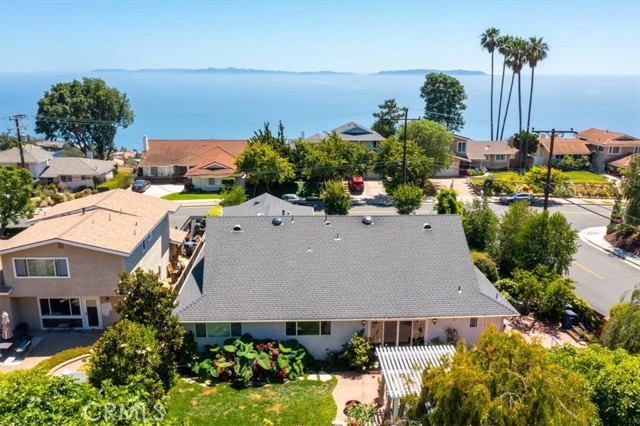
xmin=96 ymin=170 xmax=135 ymax=192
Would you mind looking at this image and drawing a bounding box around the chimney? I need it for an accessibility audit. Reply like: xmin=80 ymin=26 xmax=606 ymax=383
xmin=143 ymin=135 xmax=149 ymax=151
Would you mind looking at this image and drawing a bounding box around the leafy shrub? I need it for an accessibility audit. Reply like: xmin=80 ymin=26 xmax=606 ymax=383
xmin=343 ymin=330 xmax=374 ymax=371
xmin=462 ymin=198 xmax=499 ymax=251
xmin=435 ymin=188 xmax=462 ymax=214
xmin=445 ymin=327 xmax=459 ymax=344
xmin=177 ymin=330 xmax=199 ymax=370
xmin=87 ymin=319 xmax=164 ymax=402
xmin=322 ymin=180 xmax=350 ymax=215
xmin=552 ymin=155 xmax=591 ymax=171
xmin=96 ymin=169 xmax=135 ymax=192
xmin=471 ymin=252 xmax=499 ymax=283
xmin=192 ymin=334 xmax=310 ymax=384
xmin=220 ymin=185 xmax=247 ymax=207
xmin=206 ymin=205 xmax=222 ymax=216
xmin=221 ymin=176 xmax=236 ymax=191
xmin=391 ymin=183 xmax=423 ymax=214
xmin=50 ymin=193 xmax=64 ymax=204
xmin=346 ymin=402 xmax=377 ymax=426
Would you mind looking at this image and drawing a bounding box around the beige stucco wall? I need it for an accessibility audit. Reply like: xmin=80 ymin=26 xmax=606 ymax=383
xmin=124 ymin=215 xmax=170 ymax=280
xmin=1 ymin=244 xmax=124 ymax=298
xmin=10 ymin=297 xmax=40 ymax=330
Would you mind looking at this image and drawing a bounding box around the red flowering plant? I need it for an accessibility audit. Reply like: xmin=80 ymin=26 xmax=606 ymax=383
xmin=192 ymin=334 xmax=309 ymax=384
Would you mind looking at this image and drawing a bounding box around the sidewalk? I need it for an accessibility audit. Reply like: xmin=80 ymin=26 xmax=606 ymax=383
xmin=579 ymin=226 xmax=640 ymax=268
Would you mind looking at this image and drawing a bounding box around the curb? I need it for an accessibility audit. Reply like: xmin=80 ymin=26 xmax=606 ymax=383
xmin=579 ymin=227 xmax=640 ymax=269
xmin=47 ymin=353 xmax=91 ymax=376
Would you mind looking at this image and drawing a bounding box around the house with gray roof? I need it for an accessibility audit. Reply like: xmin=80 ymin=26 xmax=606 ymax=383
xmin=0 ymin=145 xmax=53 ymax=179
xmin=222 ymin=193 xmax=314 ymax=217
xmin=175 ymin=215 xmax=518 ymax=359
xmin=38 ymin=157 xmax=116 ymax=189
xmin=307 ymin=122 xmax=384 ymax=149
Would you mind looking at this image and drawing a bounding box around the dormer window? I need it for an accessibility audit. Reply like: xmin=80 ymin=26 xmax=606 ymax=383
xmin=457 ymin=142 xmax=466 ymax=153
xmin=608 ymin=147 xmax=620 ymax=154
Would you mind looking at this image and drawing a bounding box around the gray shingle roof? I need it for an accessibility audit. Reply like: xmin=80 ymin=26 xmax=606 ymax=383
xmin=307 ymin=122 xmax=384 ymax=143
xmin=222 ymin=193 xmax=314 ymax=217
xmin=39 ymin=157 xmax=116 ymax=178
xmin=0 ymin=145 xmax=52 ymax=163
xmin=176 ymin=215 xmax=518 ymax=322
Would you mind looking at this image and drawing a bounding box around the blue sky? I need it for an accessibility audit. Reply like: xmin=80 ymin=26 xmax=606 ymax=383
xmin=1 ymin=0 xmax=639 ymax=74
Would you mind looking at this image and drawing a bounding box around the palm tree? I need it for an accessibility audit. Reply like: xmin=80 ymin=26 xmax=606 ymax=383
xmin=498 ymin=36 xmax=516 ymax=140
xmin=511 ymin=37 xmax=528 ymax=134
xmin=480 ymin=27 xmax=500 ymax=140
xmin=495 ymin=35 xmax=513 ymax=140
xmin=525 ymin=36 xmax=549 ymax=132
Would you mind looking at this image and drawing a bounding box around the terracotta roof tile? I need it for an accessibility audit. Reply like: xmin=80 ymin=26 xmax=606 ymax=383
xmin=539 ymin=138 xmax=591 ymax=155
xmin=139 ymin=140 xmax=247 ymax=167
xmin=465 ymin=141 xmax=517 ymax=160
xmin=576 ymin=128 xmax=639 ymax=145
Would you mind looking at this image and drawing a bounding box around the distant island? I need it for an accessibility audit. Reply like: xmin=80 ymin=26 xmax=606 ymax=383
xmin=91 ymin=67 xmax=486 ymax=76
xmin=374 ymin=69 xmax=486 ymax=76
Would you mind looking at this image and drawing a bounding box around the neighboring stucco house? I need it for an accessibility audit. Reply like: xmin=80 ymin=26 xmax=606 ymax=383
xmin=434 ymin=134 xmax=472 ymax=177
xmin=175 ymin=215 xmax=518 ymax=359
xmin=307 ymin=122 xmax=384 ymax=149
xmin=38 ymin=157 xmax=116 ymax=189
xmin=0 ymin=190 xmax=178 ymax=331
xmin=576 ymin=128 xmax=640 ymax=172
xmin=455 ymin=140 xmax=519 ymax=170
xmin=532 ymin=137 xmax=593 ymax=166
xmin=222 ymin=193 xmax=314 ymax=217
xmin=0 ymin=145 xmax=52 ymax=179
xmin=138 ymin=137 xmax=247 ymax=191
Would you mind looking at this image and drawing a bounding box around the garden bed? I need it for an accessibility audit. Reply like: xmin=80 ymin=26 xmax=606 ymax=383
xmin=604 ymin=231 xmax=640 ymax=257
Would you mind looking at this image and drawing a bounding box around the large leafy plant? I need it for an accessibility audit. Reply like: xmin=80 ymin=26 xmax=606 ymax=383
xmin=193 ymin=334 xmax=309 ymax=384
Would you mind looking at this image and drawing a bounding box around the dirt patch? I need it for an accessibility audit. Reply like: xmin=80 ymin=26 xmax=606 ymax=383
xmin=504 ymin=316 xmax=581 ymax=348
xmin=190 ymin=399 xmax=197 ymax=407
xmin=200 ymin=387 xmax=218 ymax=396
xmin=249 ymin=393 xmax=263 ymax=400
xmin=605 ymin=231 xmax=640 ymax=256
xmin=266 ymin=402 xmax=282 ymax=414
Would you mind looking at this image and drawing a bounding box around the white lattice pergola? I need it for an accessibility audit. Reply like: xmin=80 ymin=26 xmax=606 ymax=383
xmin=376 ymin=345 xmax=455 ymax=419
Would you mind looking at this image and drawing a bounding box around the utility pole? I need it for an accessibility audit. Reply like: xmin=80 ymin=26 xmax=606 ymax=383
xmin=10 ymin=114 xmax=28 ymax=169
xmin=531 ymin=127 xmax=576 ymax=211
xmin=401 ymin=107 xmax=408 ymax=184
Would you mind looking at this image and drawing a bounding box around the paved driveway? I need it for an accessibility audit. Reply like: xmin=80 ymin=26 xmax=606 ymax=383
xmin=139 ymin=184 xmax=185 ymax=198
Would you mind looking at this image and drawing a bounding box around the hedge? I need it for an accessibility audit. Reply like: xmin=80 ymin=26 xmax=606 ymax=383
xmin=96 ymin=170 xmax=135 ymax=192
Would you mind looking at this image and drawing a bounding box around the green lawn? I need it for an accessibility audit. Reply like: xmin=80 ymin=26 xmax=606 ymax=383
xmin=167 ymin=378 xmax=337 ymax=426
xmin=563 ymin=170 xmax=608 ymax=183
xmin=162 ymin=192 xmax=225 ymax=200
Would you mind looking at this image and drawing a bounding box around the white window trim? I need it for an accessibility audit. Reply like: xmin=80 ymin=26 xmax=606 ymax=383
xmin=597 ymin=146 xmax=604 ymax=152
xmin=634 ymin=147 xmax=640 ymax=154
xmin=285 ymin=321 xmax=332 ymax=336
xmin=608 ymin=147 xmax=620 ymax=154
xmin=495 ymin=154 xmax=506 ymax=161
xmin=456 ymin=142 xmax=466 ymax=153
xmin=194 ymin=322 xmax=242 ymax=338
xmin=38 ymin=297 xmax=83 ymax=328
xmin=12 ymin=257 xmax=70 ymax=279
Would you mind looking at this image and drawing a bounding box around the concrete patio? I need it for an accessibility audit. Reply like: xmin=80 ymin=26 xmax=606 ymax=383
xmin=332 ymin=371 xmax=382 ymax=423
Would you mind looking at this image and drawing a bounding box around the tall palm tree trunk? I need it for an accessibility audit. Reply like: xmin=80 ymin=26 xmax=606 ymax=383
xmin=517 ymin=72 xmax=525 ymax=173
xmin=526 ymin=67 xmax=536 ymax=132
xmin=490 ymin=52 xmax=494 ymax=140
xmin=500 ymin=72 xmax=516 ymax=140
xmin=496 ymin=61 xmax=507 ymax=140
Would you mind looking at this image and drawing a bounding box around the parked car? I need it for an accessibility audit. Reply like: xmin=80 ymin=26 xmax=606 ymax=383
xmin=348 ymin=176 xmax=365 ymax=192
xmin=281 ymin=194 xmax=306 ymax=205
xmin=500 ymin=192 xmax=535 ymax=205
xmin=132 ymin=179 xmax=151 ymax=193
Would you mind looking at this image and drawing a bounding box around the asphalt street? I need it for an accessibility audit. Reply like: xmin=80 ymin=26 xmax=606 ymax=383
xmin=170 ymin=199 xmax=639 ymax=315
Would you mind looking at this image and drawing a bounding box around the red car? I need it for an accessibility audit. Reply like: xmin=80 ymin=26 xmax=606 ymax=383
xmin=348 ymin=176 xmax=364 ymax=192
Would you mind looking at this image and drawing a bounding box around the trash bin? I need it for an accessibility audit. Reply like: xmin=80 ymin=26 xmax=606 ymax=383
xmin=561 ymin=309 xmax=578 ymax=329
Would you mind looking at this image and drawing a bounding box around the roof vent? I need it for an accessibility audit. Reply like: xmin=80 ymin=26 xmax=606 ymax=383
xmin=423 ymin=223 xmax=432 ymax=230
xmin=272 ymin=217 xmax=283 ymax=226
xmin=362 ymin=216 xmax=374 ymax=225
xmin=232 ymin=225 xmax=242 ymax=232
xmin=325 ymin=220 xmax=331 ymax=226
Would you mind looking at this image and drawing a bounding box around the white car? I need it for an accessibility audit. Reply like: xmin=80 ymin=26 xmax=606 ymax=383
xmin=500 ymin=192 xmax=535 ymax=205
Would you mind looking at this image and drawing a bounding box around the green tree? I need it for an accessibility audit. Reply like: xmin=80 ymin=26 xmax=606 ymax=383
xmin=480 ymin=27 xmax=501 ymax=140
xmin=391 ymin=184 xmax=424 ymax=214
xmin=510 ymin=130 xmax=540 ymax=171
xmin=343 ymin=330 xmax=374 ymax=371
xmin=249 ymin=121 xmax=291 ymax=158
xmin=491 ymin=201 xmax=533 ymax=274
xmin=419 ymin=73 xmax=467 ymax=133
xmin=0 ymin=165 xmax=35 ymax=236
xmin=471 ymin=252 xmax=499 ymax=283
xmin=462 ymin=198 xmax=499 ymax=251
xmin=371 ymin=98 xmax=402 ymax=138
xmin=375 ymin=136 xmax=434 ymax=187
xmin=517 ymin=210 xmax=578 ymax=274
xmin=399 ymin=119 xmax=453 ymax=175
xmin=35 ymin=78 xmax=134 ymax=160
xmin=526 ymin=36 xmax=549 ymax=132
xmin=321 ymin=180 xmax=350 ymax=215
xmin=524 ymin=165 xmax=572 ymax=196
xmin=116 ymin=268 xmax=185 ymax=391
xmin=551 ymin=344 xmax=640 ymax=426
xmin=405 ymin=326 xmax=597 ymax=426
xmin=298 ymin=132 xmax=375 ymax=181
xmin=235 ymin=142 xmax=295 ymax=193
xmin=621 ymin=154 xmax=640 ymax=228
xmin=220 ymin=185 xmax=247 ymax=207
xmin=435 ymin=188 xmax=462 ymax=214
xmin=87 ymin=319 xmax=164 ymax=402
xmin=601 ymin=284 xmax=640 ymax=354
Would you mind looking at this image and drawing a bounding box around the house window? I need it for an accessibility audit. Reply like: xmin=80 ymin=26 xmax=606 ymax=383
xmin=634 ymin=147 xmax=640 ymax=154
xmin=39 ymin=298 xmax=83 ymax=328
xmin=80 ymin=175 xmax=89 ymax=180
xmin=142 ymin=240 xmax=147 ymax=252
xmin=60 ymin=175 xmax=72 ymax=182
xmin=194 ymin=323 xmax=242 ymax=338
xmin=495 ymin=154 xmax=506 ymax=161
xmin=609 ymin=147 xmax=620 ymax=154
xmin=554 ymin=154 xmax=564 ymax=160
xmin=208 ymin=178 xmax=217 ymax=186
xmin=285 ymin=321 xmax=331 ymax=336
xmin=13 ymin=258 xmax=69 ymax=278
xmin=470 ymin=317 xmax=478 ymax=328
xmin=456 ymin=142 xmax=466 ymax=153
xmin=150 ymin=167 xmax=158 ymax=176
xmin=596 ymin=146 xmax=604 ymax=152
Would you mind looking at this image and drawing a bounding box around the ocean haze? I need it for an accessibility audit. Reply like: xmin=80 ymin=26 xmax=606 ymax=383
xmin=0 ymin=72 xmax=638 ymax=150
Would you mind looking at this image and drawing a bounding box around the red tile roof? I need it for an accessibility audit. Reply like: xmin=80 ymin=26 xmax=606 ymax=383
xmin=539 ymin=138 xmax=591 ymax=155
xmin=608 ymin=153 xmax=637 ymax=169
xmin=465 ymin=141 xmax=517 ymax=160
xmin=139 ymin=140 xmax=247 ymax=167
xmin=576 ymin=128 xmax=638 ymax=146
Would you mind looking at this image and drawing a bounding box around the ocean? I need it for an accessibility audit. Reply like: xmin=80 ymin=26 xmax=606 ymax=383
xmin=1 ymin=72 xmax=638 ymax=150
